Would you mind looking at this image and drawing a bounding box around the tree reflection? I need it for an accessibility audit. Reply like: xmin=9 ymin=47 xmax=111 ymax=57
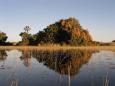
xmin=0 ymin=50 xmax=7 ymax=61
xmin=31 ymin=49 xmax=98 ymax=76
xmin=19 ymin=49 xmax=98 ymax=86
xmin=20 ymin=49 xmax=32 ymax=68
xmin=0 ymin=50 xmax=7 ymax=69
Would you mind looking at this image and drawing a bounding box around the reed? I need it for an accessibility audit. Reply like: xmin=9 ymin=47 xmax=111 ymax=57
xmin=104 ymin=72 xmax=109 ymax=86
xmin=0 ymin=46 xmax=115 ymax=51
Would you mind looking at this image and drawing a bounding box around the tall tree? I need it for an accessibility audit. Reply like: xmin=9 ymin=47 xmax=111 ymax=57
xmin=24 ymin=26 xmax=31 ymax=34
xmin=19 ymin=26 xmax=31 ymax=45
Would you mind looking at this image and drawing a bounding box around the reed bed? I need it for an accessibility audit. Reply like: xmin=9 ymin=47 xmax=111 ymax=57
xmin=0 ymin=46 xmax=115 ymax=51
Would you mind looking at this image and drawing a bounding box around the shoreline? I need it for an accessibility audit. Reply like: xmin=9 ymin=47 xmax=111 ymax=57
xmin=0 ymin=46 xmax=115 ymax=50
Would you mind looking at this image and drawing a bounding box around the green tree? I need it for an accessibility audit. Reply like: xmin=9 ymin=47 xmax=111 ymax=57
xmin=35 ymin=17 xmax=93 ymax=46
xmin=33 ymin=31 xmax=46 ymax=44
xmin=19 ymin=26 xmax=31 ymax=45
xmin=0 ymin=31 xmax=8 ymax=45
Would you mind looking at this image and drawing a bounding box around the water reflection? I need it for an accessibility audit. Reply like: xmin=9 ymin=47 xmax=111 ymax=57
xmin=31 ymin=49 xmax=98 ymax=76
xmin=0 ymin=50 xmax=7 ymax=69
xmin=3 ymin=49 xmax=115 ymax=86
xmin=0 ymin=50 xmax=7 ymax=61
xmin=18 ymin=49 xmax=98 ymax=86
xmin=18 ymin=49 xmax=98 ymax=76
xmin=19 ymin=49 xmax=32 ymax=68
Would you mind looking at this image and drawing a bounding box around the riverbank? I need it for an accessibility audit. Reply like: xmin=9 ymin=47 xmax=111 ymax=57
xmin=0 ymin=46 xmax=115 ymax=51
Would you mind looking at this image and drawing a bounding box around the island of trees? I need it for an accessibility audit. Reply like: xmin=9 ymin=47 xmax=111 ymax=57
xmin=0 ymin=17 xmax=114 ymax=46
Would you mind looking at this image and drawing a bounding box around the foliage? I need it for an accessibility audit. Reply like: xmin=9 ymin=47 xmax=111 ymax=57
xmin=0 ymin=31 xmax=8 ymax=45
xmin=19 ymin=26 xmax=32 ymax=45
xmin=112 ymin=40 xmax=115 ymax=42
xmin=34 ymin=17 xmax=93 ymax=46
xmin=0 ymin=17 xmax=94 ymax=46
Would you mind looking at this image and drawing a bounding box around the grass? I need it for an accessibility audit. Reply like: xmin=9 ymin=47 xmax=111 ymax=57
xmin=0 ymin=46 xmax=115 ymax=51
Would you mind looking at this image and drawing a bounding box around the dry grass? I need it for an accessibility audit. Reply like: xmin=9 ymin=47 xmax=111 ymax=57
xmin=0 ymin=46 xmax=115 ymax=51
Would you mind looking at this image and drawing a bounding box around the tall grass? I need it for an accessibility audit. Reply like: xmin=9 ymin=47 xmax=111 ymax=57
xmin=0 ymin=46 xmax=115 ymax=51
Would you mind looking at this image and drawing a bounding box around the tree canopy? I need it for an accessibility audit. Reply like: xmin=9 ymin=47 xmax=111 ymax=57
xmin=19 ymin=26 xmax=32 ymax=45
xmin=33 ymin=17 xmax=93 ymax=45
xmin=0 ymin=17 xmax=95 ymax=46
xmin=0 ymin=31 xmax=8 ymax=45
xmin=112 ymin=40 xmax=115 ymax=42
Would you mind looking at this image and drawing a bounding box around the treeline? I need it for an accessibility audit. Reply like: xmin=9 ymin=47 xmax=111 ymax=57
xmin=0 ymin=17 xmax=109 ymax=46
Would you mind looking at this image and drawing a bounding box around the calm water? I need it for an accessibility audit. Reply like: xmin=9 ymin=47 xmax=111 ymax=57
xmin=0 ymin=49 xmax=115 ymax=86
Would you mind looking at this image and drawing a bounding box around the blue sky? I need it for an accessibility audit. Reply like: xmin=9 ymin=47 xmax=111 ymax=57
xmin=0 ymin=0 xmax=115 ymax=42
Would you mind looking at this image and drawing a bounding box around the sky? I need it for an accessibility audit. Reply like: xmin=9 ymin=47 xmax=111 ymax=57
xmin=0 ymin=0 xmax=115 ymax=42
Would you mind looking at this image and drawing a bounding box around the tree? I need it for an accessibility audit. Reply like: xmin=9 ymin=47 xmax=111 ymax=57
xmin=19 ymin=32 xmax=30 ymax=45
xmin=112 ymin=40 xmax=115 ymax=42
xmin=24 ymin=26 xmax=31 ymax=34
xmin=19 ymin=26 xmax=31 ymax=45
xmin=34 ymin=17 xmax=93 ymax=46
xmin=0 ymin=31 xmax=8 ymax=45
xmin=32 ymin=31 xmax=46 ymax=44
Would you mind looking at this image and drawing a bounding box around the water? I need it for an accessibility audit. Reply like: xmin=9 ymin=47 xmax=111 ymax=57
xmin=0 ymin=49 xmax=115 ymax=86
